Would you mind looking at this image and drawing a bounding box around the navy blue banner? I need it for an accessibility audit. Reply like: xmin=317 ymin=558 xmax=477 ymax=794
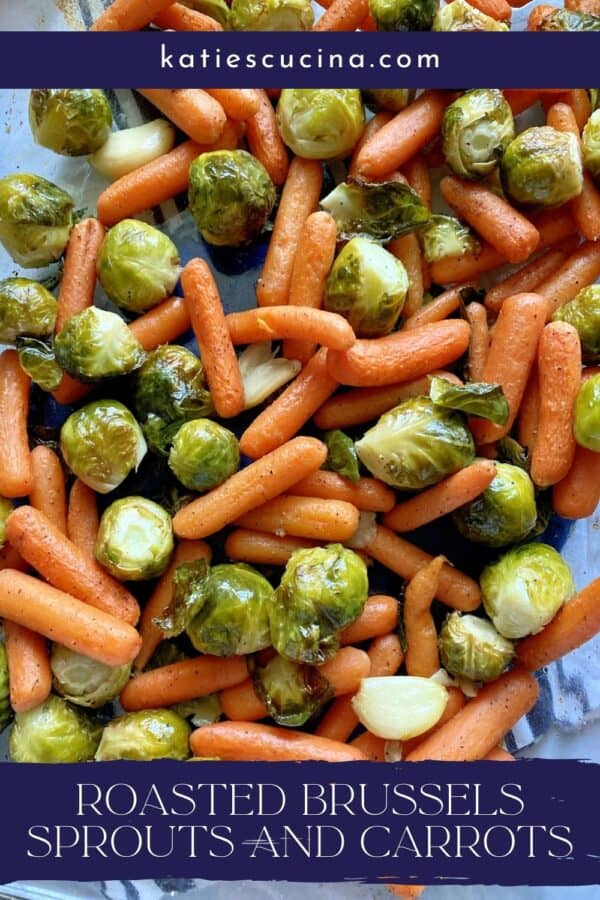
xmin=1 ymin=759 xmax=598 ymax=885
xmin=0 ymin=32 xmax=597 ymax=88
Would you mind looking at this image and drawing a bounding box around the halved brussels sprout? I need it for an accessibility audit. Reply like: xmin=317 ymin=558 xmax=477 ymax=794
xmin=481 ymin=542 xmax=575 ymax=639
xmin=60 ymin=399 xmax=147 ymax=494
xmin=188 ymin=150 xmax=275 ymax=247
xmin=16 ymin=336 xmax=63 ymax=391
xmin=97 ymin=219 xmax=181 ymax=313
xmin=0 ymin=174 xmax=74 ymax=268
xmin=501 ymin=127 xmax=584 ymax=208
xmin=324 ymin=430 xmax=360 ymax=483
xmin=356 ymin=397 xmax=475 ymax=491
xmin=253 ymin=654 xmax=332 ymax=727
xmin=238 ymin=342 xmax=301 ymax=409
xmin=0 ymin=642 xmax=11 ymax=734
xmin=453 ymin=462 xmax=537 ymax=548
xmin=0 ymin=278 xmax=57 ymax=342
xmin=573 ymin=373 xmax=600 ymax=451
xmin=0 ymin=498 xmax=14 ymax=549
xmin=182 ymin=0 xmax=231 ymax=25
xmin=29 ymin=89 xmax=112 ymax=157
xmin=51 ymin=645 xmax=131 ymax=709
xmin=95 ymin=710 xmax=191 ymax=761
xmin=430 ymin=376 xmax=509 ymax=425
xmin=231 ymin=0 xmax=313 ymax=29
xmin=438 ymin=612 xmax=514 ymax=683
xmin=552 ymin=285 xmax=600 ymax=363
xmin=320 ymin=180 xmax=431 ymax=243
xmin=277 ymin=90 xmax=364 ymax=160
xmin=352 ymin=676 xmax=448 ymax=740
xmin=582 ymin=109 xmax=600 ymax=181
xmin=418 ymin=215 xmax=481 ymax=263
xmin=537 ymin=8 xmax=600 ymax=29
xmin=95 ymin=496 xmax=174 ymax=581
xmin=9 ymin=695 xmax=102 ymax=763
xmin=169 ymin=419 xmax=240 ymax=492
xmin=362 ymin=90 xmax=414 ymax=113
xmin=433 ymin=0 xmax=509 ymax=30
xmin=368 ymin=0 xmax=438 ymax=30
xmin=324 ymin=237 xmax=408 ymax=338
xmin=54 ymin=307 xmax=145 ymax=382
xmin=270 ymin=544 xmax=368 ymax=665
xmin=442 ymin=89 xmax=514 ymax=180
xmin=187 ymin=563 xmax=273 ymax=656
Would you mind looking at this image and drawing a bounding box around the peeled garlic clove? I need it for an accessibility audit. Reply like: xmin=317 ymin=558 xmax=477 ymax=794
xmin=351 ymin=676 xmax=448 ymax=740
xmin=90 ymin=119 xmax=176 ymax=181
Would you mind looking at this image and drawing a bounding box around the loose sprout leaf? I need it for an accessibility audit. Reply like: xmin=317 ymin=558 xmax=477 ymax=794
xmin=419 ymin=215 xmax=481 ymax=263
xmin=538 ymin=8 xmax=600 ymax=29
xmin=253 ymin=654 xmax=332 ymax=728
xmin=154 ymin=558 xmax=210 ymax=639
xmin=172 ymin=694 xmax=222 ymax=728
xmin=497 ymin=436 xmax=530 ymax=471
xmin=429 ymin=376 xmax=509 ymax=425
xmin=320 ymin=179 xmax=431 ymax=243
xmin=324 ymin=429 xmax=360 ymax=483
xmin=16 ymin=336 xmax=63 ymax=392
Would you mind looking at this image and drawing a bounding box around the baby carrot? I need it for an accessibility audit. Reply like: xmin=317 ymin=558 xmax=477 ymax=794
xmin=182 ymin=258 xmax=244 ymax=419
xmin=530 ymin=322 xmax=581 ymax=488
xmin=529 ymin=207 xmax=579 ymax=249
xmin=341 ymin=595 xmax=399 ymax=646
xmin=128 ymin=296 xmax=191 ymax=351
xmin=224 ymin=530 xmax=318 ymax=567
xmin=0 ymin=570 xmax=141 ymax=667
xmin=91 ymin=0 xmax=176 ymax=30
xmin=256 ymin=157 xmax=323 ymax=307
xmin=389 ymin=234 xmax=423 ymax=319
xmin=536 ymin=242 xmax=600 ymax=317
xmin=465 ymin=302 xmax=489 ymax=381
xmin=348 ymin=112 xmax=394 ymax=179
xmin=365 ymin=526 xmax=481 ymax=612
xmin=485 ymin=746 xmax=516 ymax=761
xmin=527 ymin=4 xmax=557 ymax=28
xmin=121 ymin=656 xmax=248 ymax=711
xmin=6 ymin=505 xmax=140 ymax=626
xmin=430 ymin=244 xmax=506 ymax=285
xmin=291 ymin=471 xmax=396 ymax=513
xmin=0 ymin=544 xmax=28 ymax=573
xmin=562 ymin=89 xmax=593 ymax=131
xmin=313 ymin=0 xmax=369 ymax=31
xmin=204 ymin=89 xmax=260 ymax=121
xmin=383 ymin=460 xmax=496 ymax=533
xmin=0 ymin=350 xmax=33 ymax=499
xmin=30 ymin=446 xmax=67 ymax=535
xmin=484 ymin=244 xmax=576 ymax=314
xmin=136 ymin=90 xmax=226 ymax=145
xmin=55 ymin=218 xmax=104 ymax=334
xmin=134 ymin=539 xmax=212 ymax=671
xmin=466 ymin=0 xmax=512 ymax=15
xmin=190 ymin=721 xmax=367 ymax=761
xmin=403 ymin=284 xmax=471 ymax=330
xmin=219 ymin=679 xmax=268 ymax=721
xmin=350 ymin=730 xmax=386 ymax=761
xmin=67 ymin=479 xmax=99 ymax=558
xmin=388 ymin=887 xmax=425 ymax=899
xmin=227 ymin=306 xmax=355 ymax=351
xmin=153 ymin=4 xmax=223 ymax=29
xmin=326 ymin=319 xmax=471 ymax=387
xmin=517 ymin=364 xmax=540 ymax=452
xmin=173 ymin=436 xmax=327 ymax=539
xmin=240 ymin=349 xmax=337 ymax=458
xmin=404 ymin=557 xmax=444 ymax=678
xmin=553 ymin=446 xmax=600 ymax=520
xmin=405 ymin=668 xmax=539 ymax=761
xmin=402 ymin=153 xmax=432 ymax=208
xmin=503 ymin=90 xmax=540 ymax=115
xmin=4 ymin=621 xmax=52 ymax=713
xmin=401 ymin=686 xmax=467 ymax=756
xmin=469 ymin=292 xmax=547 ymax=446
xmin=235 ymin=495 xmax=360 ymax=542
xmin=245 ymin=90 xmax=290 ymax=187
xmin=51 ymin=376 xmax=93 ymax=408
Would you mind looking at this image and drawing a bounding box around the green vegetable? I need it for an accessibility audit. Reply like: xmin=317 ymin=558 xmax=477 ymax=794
xmin=95 ymin=710 xmax=191 ymax=761
xmin=418 ymin=215 xmax=480 ymax=263
xmin=362 ymin=90 xmax=414 ymax=113
xmin=172 ymin=694 xmax=222 ymax=728
xmin=582 ymin=109 xmax=600 ymax=181
xmin=368 ymin=0 xmax=438 ymax=31
xmin=169 ymin=419 xmax=240 ymax=492
xmin=181 ymin=0 xmax=231 ymax=26
xmin=0 ymin=643 xmax=12 ymax=734
xmin=0 ymin=498 xmax=13 ymax=549
xmin=97 ymin=219 xmax=181 ymax=313
xmin=231 ymin=0 xmax=313 ymax=29
xmin=356 ymin=397 xmax=475 ymax=491
xmin=432 ymin=0 xmax=509 ymax=30
xmin=481 ymin=542 xmax=575 ymax=639
xmin=438 ymin=612 xmax=514 ymax=683
xmin=324 ymin=430 xmax=360 ymax=483
xmin=16 ymin=336 xmax=63 ymax=391
xmin=537 ymin=8 xmax=600 ymax=29
xmin=54 ymin=307 xmax=145 ymax=382
xmin=0 ymin=277 xmax=57 ymax=342
xmin=60 ymin=400 xmax=147 ymax=494
xmin=442 ymin=89 xmax=514 ymax=180
xmin=324 ymin=237 xmax=408 ymax=337
xmin=187 ymin=563 xmax=273 ymax=656
xmin=320 ymin=179 xmax=431 ymax=242
xmin=270 ymin=544 xmax=368 ymax=665
xmin=29 ymin=89 xmax=112 ymax=157
xmin=154 ymin=558 xmax=210 ymax=639
xmin=573 ymin=374 xmax=600 ymax=451
xmin=188 ymin=150 xmax=275 ymax=247
xmin=0 ymin=173 xmax=74 ymax=268
xmin=276 ymin=89 xmax=364 ymax=160
xmin=50 ymin=645 xmax=131 ymax=709
xmin=9 ymin=695 xmax=102 ymax=763
xmin=429 ymin=376 xmax=509 ymax=425
xmin=501 ymin=126 xmax=583 ymax=208
xmin=253 ymin=654 xmax=332 ymax=727
xmin=453 ymin=462 xmax=537 ymax=548
xmin=95 ymin=496 xmax=174 ymax=580
xmin=552 ymin=285 xmax=600 ymax=363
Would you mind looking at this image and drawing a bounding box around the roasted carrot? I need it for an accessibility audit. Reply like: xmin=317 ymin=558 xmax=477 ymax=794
xmin=122 ymin=655 xmax=248 ymax=711
xmin=29 ymin=446 xmax=67 ymax=536
xmin=240 ymin=349 xmax=337 ymax=458
xmin=55 ymin=218 xmax=104 ymax=333
xmin=403 ymin=284 xmax=472 ymax=330
xmin=0 ymin=351 xmax=33 ymax=499
xmin=227 ymin=306 xmax=355 ymax=351
xmin=340 ymin=595 xmax=399 ymax=645
xmin=348 ymin=112 xmax=394 ymax=179
xmin=313 ymin=0 xmax=369 ymax=31
xmin=365 ymin=526 xmax=481 ymax=612
xmin=562 ymin=89 xmax=593 ymax=131
xmin=67 ymin=479 xmax=99 ymax=558
xmin=0 ymin=569 xmax=141 ymax=667
xmin=136 ymin=89 xmax=226 ymax=145
xmin=91 ymin=0 xmax=176 ymax=30
xmin=224 ymin=529 xmax=318 ymax=567
xmin=404 ymin=557 xmax=444 ymax=678
xmin=530 ymin=207 xmax=579 ymax=249
xmin=219 ymin=679 xmax=268 ymax=721
xmin=4 ymin=621 xmax=52 ymax=713
xmin=51 ymin=375 xmax=93 ymax=407
xmin=430 ymin=244 xmax=506 ymax=285
xmin=128 ymin=296 xmax=192 ymax=350
xmin=401 ymin=686 xmax=467 ymax=756
xmin=402 ymin=153 xmax=432 ymax=208
xmin=387 ymin=886 xmax=425 ymax=899
xmin=173 ymin=436 xmax=327 ymax=539
xmin=190 ymin=721 xmax=367 ymax=761
xmin=0 ymin=544 xmax=28 ymax=573
xmin=527 ymin=4 xmax=557 ymax=28
xmin=389 ymin=234 xmax=424 ymax=319
xmin=291 ymin=471 xmax=396 ymax=513
xmin=204 ymin=89 xmax=261 ymax=121
xmin=6 ymin=505 xmax=140 ymax=626
xmin=405 ymin=668 xmax=539 ymax=761
xmin=465 ymin=302 xmax=489 ymax=381
xmin=565 ymin=0 xmax=600 ymax=14
xmin=350 ymin=730 xmax=386 ymax=760
xmin=469 ymin=0 xmax=512 ymax=17
xmin=484 ymin=244 xmax=576 ymax=314
xmin=153 ymin=3 xmax=223 ymax=29
xmin=536 ymin=242 xmax=600 ymax=317
xmin=503 ymin=90 xmax=540 ymax=115
xmin=235 ymin=495 xmax=360 ymax=542
xmin=553 ymin=446 xmax=600 ymax=519
xmin=485 ymin=746 xmax=516 ymax=761
xmin=517 ymin=364 xmax=540 ymax=452
xmin=245 ymin=90 xmax=290 ymax=187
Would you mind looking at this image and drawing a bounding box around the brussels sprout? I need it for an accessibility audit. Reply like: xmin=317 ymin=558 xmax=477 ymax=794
xmin=418 ymin=215 xmax=481 ymax=263
xmin=188 ymin=150 xmax=276 ymax=247
xmin=54 ymin=307 xmax=145 ymax=382
xmin=9 ymin=695 xmax=101 ymax=763
xmin=442 ymin=89 xmax=514 ymax=180
xmin=254 ymin=654 xmax=332 ymax=727
xmin=324 ymin=430 xmax=360 ymax=483
xmin=368 ymin=0 xmax=437 ymax=30
xmin=95 ymin=496 xmax=174 ymax=581
xmin=0 ymin=277 xmax=57 ymax=342
xmin=501 ymin=127 xmax=583 ymax=208
xmin=238 ymin=342 xmax=301 ymax=409
xmin=320 ymin=179 xmax=431 ymax=242
xmin=438 ymin=612 xmax=514 ymax=683
xmin=537 ymin=8 xmax=600 ymax=29
xmin=29 ymin=89 xmax=112 ymax=157
xmin=552 ymin=285 xmax=600 ymax=363
xmin=187 ymin=563 xmax=273 ymax=656
xmin=277 ymin=90 xmax=364 ymax=160
xmin=362 ymin=90 xmax=415 ymax=113
xmin=270 ymin=544 xmax=368 ymax=665
xmin=16 ymin=336 xmax=63 ymax=391
xmin=0 ymin=643 xmax=12 ymax=734
xmin=0 ymin=174 xmax=74 ymax=268
xmin=231 ymin=0 xmax=313 ymax=29
xmin=50 ymin=645 xmax=131 ymax=709
xmin=172 ymin=694 xmax=222 ymax=728
xmin=60 ymin=399 xmax=147 ymax=494
xmin=430 ymin=376 xmax=509 ymax=425
xmin=0 ymin=498 xmax=13 ymax=549
xmin=481 ymin=542 xmax=575 ymax=639
xmin=154 ymin=558 xmax=210 ymax=639
xmin=453 ymin=462 xmax=537 ymax=548
xmin=182 ymin=0 xmax=231 ymax=25
xmin=169 ymin=419 xmax=240 ymax=492
xmin=97 ymin=219 xmax=181 ymax=313
xmin=324 ymin=237 xmax=408 ymax=338
xmin=573 ymin=374 xmax=600 ymax=451
xmin=590 ymin=90 xmax=600 ymax=113
xmin=356 ymin=397 xmax=475 ymax=491
xmin=432 ymin=0 xmax=509 ymax=30
xmin=95 ymin=709 xmax=191 ymax=761
xmin=582 ymin=110 xmax=600 ymax=181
